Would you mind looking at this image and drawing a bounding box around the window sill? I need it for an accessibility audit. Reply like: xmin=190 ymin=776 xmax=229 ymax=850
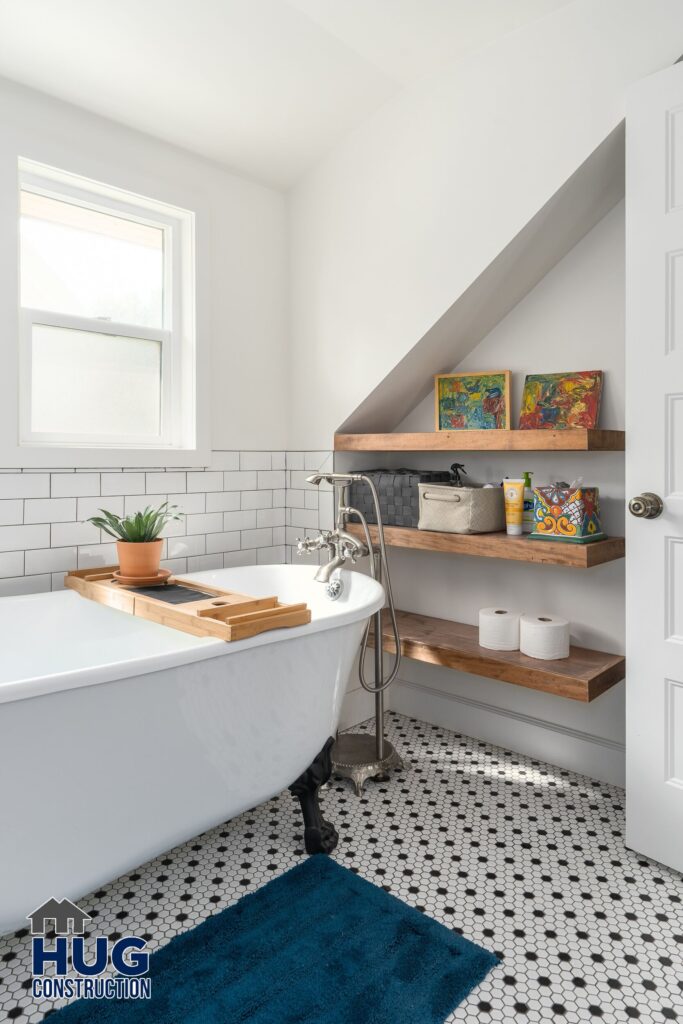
xmin=0 ymin=444 xmax=212 ymax=470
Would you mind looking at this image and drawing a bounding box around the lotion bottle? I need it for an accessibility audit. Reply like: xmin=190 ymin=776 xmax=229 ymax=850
xmin=504 ymin=479 xmax=525 ymax=536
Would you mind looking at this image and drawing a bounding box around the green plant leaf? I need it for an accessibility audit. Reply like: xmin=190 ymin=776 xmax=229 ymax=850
xmin=85 ymin=501 xmax=183 ymax=542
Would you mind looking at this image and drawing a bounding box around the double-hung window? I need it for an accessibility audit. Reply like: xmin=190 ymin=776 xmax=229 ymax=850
xmin=18 ymin=160 xmax=195 ymax=450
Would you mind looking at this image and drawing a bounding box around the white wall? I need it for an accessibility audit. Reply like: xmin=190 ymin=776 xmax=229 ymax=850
xmin=337 ymin=203 xmax=626 ymax=783
xmin=0 ymin=76 xmax=288 ymax=462
xmin=401 ymin=202 xmax=625 ymax=435
xmin=288 ymin=0 xmax=683 ymax=449
xmin=0 ymin=78 xmax=292 ymax=596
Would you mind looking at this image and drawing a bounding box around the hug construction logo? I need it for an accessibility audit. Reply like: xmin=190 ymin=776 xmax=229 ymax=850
xmin=28 ymin=897 xmax=151 ymax=1002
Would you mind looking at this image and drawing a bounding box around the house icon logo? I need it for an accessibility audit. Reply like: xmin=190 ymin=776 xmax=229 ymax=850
xmin=28 ymin=898 xmax=91 ymax=936
xmin=27 ymin=897 xmax=151 ymax=1003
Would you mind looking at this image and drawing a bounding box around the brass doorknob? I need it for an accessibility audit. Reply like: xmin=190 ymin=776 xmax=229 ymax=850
xmin=628 ymin=492 xmax=663 ymax=519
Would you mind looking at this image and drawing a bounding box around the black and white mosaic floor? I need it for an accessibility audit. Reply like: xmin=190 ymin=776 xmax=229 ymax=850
xmin=1 ymin=712 xmax=682 ymax=1023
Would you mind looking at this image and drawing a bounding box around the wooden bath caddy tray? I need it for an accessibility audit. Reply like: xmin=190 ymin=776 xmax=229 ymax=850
xmin=65 ymin=567 xmax=311 ymax=642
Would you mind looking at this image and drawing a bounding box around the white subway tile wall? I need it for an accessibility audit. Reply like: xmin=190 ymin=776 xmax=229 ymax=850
xmin=0 ymin=451 xmax=334 ymax=595
xmin=285 ymin=450 xmax=334 ymax=565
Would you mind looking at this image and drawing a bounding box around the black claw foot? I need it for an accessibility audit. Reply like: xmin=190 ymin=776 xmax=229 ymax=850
xmin=304 ymin=820 xmax=338 ymax=855
xmin=289 ymin=737 xmax=338 ymax=855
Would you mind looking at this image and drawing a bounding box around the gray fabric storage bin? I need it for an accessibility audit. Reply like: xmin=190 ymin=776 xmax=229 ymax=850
xmin=418 ymin=483 xmax=505 ymax=534
xmin=348 ymin=469 xmax=451 ymax=528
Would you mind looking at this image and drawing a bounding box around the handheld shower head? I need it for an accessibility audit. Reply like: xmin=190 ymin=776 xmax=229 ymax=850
xmin=306 ymin=472 xmax=361 ymax=486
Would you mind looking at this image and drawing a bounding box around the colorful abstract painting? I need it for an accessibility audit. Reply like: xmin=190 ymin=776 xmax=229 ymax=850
xmin=518 ymin=370 xmax=603 ymax=430
xmin=435 ymin=371 xmax=510 ymax=431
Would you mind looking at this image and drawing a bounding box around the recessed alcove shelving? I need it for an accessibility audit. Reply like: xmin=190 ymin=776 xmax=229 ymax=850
xmin=338 ymin=426 xmax=625 ymax=568
xmin=338 ymin=426 xmax=626 ymax=698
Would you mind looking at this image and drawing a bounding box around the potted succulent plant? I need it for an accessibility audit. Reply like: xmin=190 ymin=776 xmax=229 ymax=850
xmin=87 ymin=501 xmax=183 ymax=579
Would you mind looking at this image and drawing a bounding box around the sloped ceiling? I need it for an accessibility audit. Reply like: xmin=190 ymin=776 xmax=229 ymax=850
xmin=0 ymin=0 xmax=573 ymax=186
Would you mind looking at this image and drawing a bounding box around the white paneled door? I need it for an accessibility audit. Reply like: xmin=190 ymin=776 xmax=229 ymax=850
xmin=626 ymin=63 xmax=683 ymax=872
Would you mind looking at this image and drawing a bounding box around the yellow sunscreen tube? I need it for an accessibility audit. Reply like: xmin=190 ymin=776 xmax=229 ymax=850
xmin=504 ymin=478 xmax=525 ymax=536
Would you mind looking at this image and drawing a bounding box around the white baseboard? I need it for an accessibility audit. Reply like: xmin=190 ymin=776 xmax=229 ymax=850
xmin=392 ymin=677 xmax=625 ymax=787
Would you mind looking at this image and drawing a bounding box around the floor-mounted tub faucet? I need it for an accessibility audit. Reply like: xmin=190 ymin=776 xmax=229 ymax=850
xmin=296 ymin=525 xmax=368 ymax=582
xmin=296 ymin=471 xmax=403 ymax=795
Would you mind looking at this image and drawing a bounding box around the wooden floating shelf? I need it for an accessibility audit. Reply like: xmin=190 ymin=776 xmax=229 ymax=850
xmin=347 ymin=523 xmax=625 ymax=568
xmin=334 ymin=429 xmax=625 ymax=452
xmin=374 ymin=610 xmax=625 ymax=702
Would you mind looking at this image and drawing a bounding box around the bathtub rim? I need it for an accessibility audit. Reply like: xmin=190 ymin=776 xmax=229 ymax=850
xmin=0 ymin=564 xmax=384 ymax=706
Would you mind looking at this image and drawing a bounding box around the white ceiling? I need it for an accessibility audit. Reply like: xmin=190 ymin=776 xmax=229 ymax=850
xmin=0 ymin=0 xmax=572 ymax=187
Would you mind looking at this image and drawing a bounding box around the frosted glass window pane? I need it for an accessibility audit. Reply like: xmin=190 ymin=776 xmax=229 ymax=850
xmin=20 ymin=191 xmax=163 ymax=328
xmin=31 ymin=325 xmax=161 ymax=438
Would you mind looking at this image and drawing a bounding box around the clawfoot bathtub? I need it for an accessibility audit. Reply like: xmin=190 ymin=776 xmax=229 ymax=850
xmin=0 ymin=564 xmax=384 ymax=935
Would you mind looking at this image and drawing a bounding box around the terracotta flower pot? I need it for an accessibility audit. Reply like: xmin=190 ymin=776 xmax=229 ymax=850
xmin=117 ymin=539 xmax=163 ymax=579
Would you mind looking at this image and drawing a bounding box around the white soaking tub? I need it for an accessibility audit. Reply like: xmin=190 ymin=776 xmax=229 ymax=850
xmin=0 ymin=563 xmax=384 ymax=934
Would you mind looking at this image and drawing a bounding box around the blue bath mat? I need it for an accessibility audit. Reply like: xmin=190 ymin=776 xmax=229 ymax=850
xmin=50 ymin=856 xmax=498 ymax=1024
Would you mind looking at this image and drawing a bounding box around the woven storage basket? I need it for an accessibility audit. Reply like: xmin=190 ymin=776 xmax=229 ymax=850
xmin=348 ymin=469 xmax=451 ymax=528
xmin=418 ymin=483 xmax=505 ymax=534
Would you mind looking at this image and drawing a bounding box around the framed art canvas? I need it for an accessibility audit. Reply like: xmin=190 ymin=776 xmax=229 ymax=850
xmin=518 ymin=370 xmax=603 ymax=430
xmin=434 ymin=371 xmax=511 ymax=431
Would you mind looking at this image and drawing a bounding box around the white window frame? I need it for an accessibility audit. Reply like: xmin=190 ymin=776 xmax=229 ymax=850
xmin=17 ymin=160 xmax=196 ymax=453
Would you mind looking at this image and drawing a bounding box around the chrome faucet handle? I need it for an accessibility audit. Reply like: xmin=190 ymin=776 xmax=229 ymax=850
xmin=295 ymin=536 xmax=318 ymax=555
xmin=338 ymin=530 xmax=369 ymax=561
xmin=340 ymin=541 xmax=359 ymax=564
xmin=296 ymin=531 xmax=335 ymax=556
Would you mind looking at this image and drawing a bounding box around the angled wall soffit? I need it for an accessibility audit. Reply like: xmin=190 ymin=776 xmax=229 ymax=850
xmin=337 ymin=123 xmax=625 ymax=435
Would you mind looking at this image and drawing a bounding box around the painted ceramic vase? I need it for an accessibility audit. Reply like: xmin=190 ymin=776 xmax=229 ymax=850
xmin=531 ymin=485 xmax=605 ymax=543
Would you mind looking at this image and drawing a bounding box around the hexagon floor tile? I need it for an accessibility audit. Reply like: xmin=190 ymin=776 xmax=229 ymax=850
xmin=1 ymin=713 xmax=681 ymax=1022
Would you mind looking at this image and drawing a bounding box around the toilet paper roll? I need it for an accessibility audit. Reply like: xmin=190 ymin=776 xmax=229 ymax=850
xmin=479 ymin=607 xmax=521 ymax=651
xmin=519 ymin=614 xmax=570 ymax=660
